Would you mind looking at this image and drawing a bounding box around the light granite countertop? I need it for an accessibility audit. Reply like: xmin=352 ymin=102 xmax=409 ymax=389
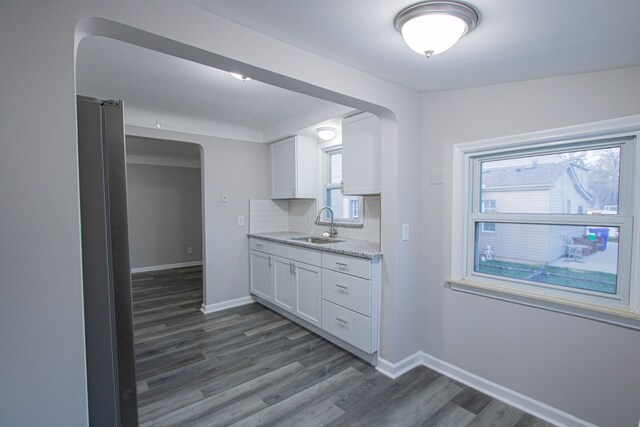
xmin=248 ymin=231 xmax=383 ymax=260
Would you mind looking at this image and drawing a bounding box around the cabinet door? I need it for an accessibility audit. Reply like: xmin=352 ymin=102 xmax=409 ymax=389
xmin=342 ymin=112 xmax=381 ymax=195
xmin=273 ymin=256 xmax=295 ymax=312
xmin=294 ymin=261 xmax=321 ymax=327
xmin=271 ymin=137 xmax=296 ymax=199
xmin=249 ymin=250 xmax=272 ymax=301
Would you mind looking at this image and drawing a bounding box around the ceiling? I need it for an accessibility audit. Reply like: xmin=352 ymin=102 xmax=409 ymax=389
xmin=76 ymin=37 xmax=353 ymax=143
xmin=195 ymin=0 xmax=640 ymax=92
xmin=77 ymin=1 xmax=640 ymax=147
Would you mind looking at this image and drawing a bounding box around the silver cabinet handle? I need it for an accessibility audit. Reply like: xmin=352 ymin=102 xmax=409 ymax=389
xmin=341 ymin=181 xmax=344 ymax=193
xmin=292 ymin=186 xmax=296 ymax=196
xmin=335 ymin=284 xmax=348 ymax=290
xmin=336 ymin=317 xmax=348 ymax=324
xmin=268 ymin=256 xmax=272 ymax=268
xmin=256 ymin=243 xmax=263 ymax=249
xmin=335 ymin=262 xmax=349 ymax=271
xmin=289 ymin=262 xmax=296 ymax=275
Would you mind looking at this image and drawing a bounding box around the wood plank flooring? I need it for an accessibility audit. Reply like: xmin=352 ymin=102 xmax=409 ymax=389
xmin=132 ymin=266 xmax=555 ymax=427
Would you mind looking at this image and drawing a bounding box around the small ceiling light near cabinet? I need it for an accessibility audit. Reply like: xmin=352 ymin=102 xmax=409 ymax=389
xmin=395 ymin=1 xmax=478 ymax=58
xmin=230 ymin=72 xmax=251 ymax=81
xmin=316 ymin=127 xmax=337 ymax=141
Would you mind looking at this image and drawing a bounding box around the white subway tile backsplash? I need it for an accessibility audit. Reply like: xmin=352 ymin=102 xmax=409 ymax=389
xmin=249 ymin=199 xmax=290 ymax=233
xmin=249 ymin=196 xmax=380 ymax=244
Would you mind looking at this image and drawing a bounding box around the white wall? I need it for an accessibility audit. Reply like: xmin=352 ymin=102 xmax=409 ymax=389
xmin=0 ymin=2 xmax=419 ymax=425
xmin=421 ymin=66 xmax=640 ymax=427
xmin=126 ymin=162 xmax=202 ymax=269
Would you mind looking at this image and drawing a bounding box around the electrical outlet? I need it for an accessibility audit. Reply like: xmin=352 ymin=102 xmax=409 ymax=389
xmin=220 ymin=193 xmax=228 ymax=203
xmin=187 ymin=246 xmax=193 ymax=254
xmin=401 ymin=224 xmax=410 ymax=241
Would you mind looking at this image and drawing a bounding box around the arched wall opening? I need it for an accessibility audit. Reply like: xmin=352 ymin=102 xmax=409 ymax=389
xmin=74 ymin=15 xmax=412 ymax=366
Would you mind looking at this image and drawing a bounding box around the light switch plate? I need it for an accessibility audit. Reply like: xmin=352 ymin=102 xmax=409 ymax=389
xmin=238 ymin=216 xmax=245 ymax=226
xmin=402 ymin=223 xmax=410 ymax=241
xmin=430 ymin=168 xmax=445 ymax=185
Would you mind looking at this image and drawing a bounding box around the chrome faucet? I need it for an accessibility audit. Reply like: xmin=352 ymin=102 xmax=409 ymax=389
xmin=316 ymin=206 xmax=337 ymax=238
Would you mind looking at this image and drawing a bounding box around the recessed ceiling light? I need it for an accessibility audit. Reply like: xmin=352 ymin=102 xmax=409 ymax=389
xmin=395 ymin=1 xmax=478 ymax=58
xmin=316 ymin=127 xmax=337 ymax=141
xmin=230 ymin=72 xmax=251 ymax=81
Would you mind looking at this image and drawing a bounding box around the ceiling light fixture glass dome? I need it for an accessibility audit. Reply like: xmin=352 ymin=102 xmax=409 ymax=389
xmin=395 ymin=1 xmax=478 ymax=58
xmin=316 ymin=127 xmax=337 ymax=141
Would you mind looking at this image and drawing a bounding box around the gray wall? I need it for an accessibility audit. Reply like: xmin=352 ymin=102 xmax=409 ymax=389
xmin=126 ymin=162 xmax=202 ymax=269
xmin=197 ymin=133 xmax=273 ymax=306
xmin=421 ymin=66 xmax=640 ymax=427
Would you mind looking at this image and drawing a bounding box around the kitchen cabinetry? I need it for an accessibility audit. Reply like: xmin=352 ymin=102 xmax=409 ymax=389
xmin=294 ymin=262 xmax=322 ymax=326
xmin=320 ymin=252 xmax=378 ymax=353
xmin=249 ymin=250 xmax=272 ymax=301
xmin=249 ymin=237 xmax=380 ymax=355
xmin=342 ymin=112 xmax=381 ymax=195
xmin=271 ymin=135 xmax=317 ymax=199
xmin=272 ymin=256 xmax=295 ymax=312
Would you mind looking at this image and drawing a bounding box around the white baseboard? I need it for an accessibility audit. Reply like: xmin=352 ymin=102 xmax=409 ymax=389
xmin=376 ymin=353 xmax=424 ymax=380
xmin=131 ymin=261 xmax=202 ymax=273
xmin=377 ymin=351 xmax=595 ymax=427
xmin=200 ymin=296 xmax=254 ymax=314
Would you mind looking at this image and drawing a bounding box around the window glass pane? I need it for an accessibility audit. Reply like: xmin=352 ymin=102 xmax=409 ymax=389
xmin=329 ymin=152 xmax=342 ymax=184
xmin=475 ymin=223 xmax=619 ymax=294
xmin=480 ymin=147 xmax=620 ymax=214
xmin=326 ymin=188 xmax=359 ymax=221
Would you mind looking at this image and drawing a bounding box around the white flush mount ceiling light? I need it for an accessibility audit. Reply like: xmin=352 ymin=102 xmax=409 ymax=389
xmin=395 ymin=1 xmax=478 ymax=58
xmin=230 ymin=72 xmax=251 ymax=81
xmin=316 ymin=127 xmax=337 ymax=141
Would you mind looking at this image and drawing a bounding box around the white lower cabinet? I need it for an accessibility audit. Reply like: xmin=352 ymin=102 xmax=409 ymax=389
xmin=273 ymin=256 xmax=295 ymax=312
xmin=249 ymin=238 xmax=380 ymax=355
xmin=321 ymin=300 xmax=372 ymax=353
xmin=249 ymin=250 xmax=272 ymax=301
xmin=294 ymin=261 xmax=321 ymax=327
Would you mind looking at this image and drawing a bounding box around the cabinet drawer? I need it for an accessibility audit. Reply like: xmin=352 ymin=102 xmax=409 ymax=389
xmin=271 ymin=242 xmax=321 ymax=266
xmin=322 ymin=252 xmax=371 ymax=279
xmin=250 ymin=238 xmax=272 ymax=253
xmin=322 ymin=269 xmax=371 ymax=316
xmin=321 ymin=300 xmax=372 ymax=353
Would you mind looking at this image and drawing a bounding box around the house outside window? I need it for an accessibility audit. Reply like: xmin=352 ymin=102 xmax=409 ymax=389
xmin=451 ymin=120 xmax=640 ymax=325
xmin=322 ymin=147 xmax=363 ymax=224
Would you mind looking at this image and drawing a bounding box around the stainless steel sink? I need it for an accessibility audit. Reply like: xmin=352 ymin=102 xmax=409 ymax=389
xmin=289 ymin=236 xmax=345 ymax=244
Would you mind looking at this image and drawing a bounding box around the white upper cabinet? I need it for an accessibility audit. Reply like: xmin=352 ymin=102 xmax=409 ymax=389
xmin=342 ymin=112 xmax=381 ymax=195
xmin=271 ymin=135 xmax=317 ymax=199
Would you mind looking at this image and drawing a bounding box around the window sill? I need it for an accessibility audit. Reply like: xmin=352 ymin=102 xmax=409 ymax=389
xmin=445 ymin=278 xmax=640 ymax=330
xmin=316 ymin=220 xmax=364 ymax=229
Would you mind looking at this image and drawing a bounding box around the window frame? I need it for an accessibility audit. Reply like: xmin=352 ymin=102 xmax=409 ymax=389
xmin=480 ymin=200 xmax=496 ymax=232
xmin=319 ymin=145 xmax=364 ymax=226
xmin=449 ymin=115 xmax=640 ymax=327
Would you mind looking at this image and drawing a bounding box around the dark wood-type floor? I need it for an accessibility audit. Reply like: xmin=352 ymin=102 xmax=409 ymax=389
xmin=132 ymin=266 xmax=555 ymax=427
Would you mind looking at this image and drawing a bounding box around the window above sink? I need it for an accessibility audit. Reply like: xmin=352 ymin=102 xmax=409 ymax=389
xmin=320 ymin=145 xmax=364 ymax=226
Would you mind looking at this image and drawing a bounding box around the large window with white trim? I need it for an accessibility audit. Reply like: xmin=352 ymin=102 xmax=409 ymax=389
xmin=462 ymin=135 xmax=638 ymax=315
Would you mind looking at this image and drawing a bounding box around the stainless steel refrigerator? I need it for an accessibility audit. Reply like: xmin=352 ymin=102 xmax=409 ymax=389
xmin=77 ymin=96 xmax=138 ymax=426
